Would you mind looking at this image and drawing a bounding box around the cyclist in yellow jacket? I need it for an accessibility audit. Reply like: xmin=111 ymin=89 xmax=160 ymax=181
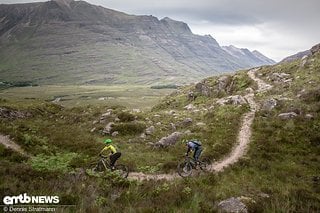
xmin=99 ymin=139 xmax=121 ymax=169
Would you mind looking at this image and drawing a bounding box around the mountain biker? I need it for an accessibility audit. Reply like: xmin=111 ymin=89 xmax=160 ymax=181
xmin=99 ymin=139 xmax=121 ymax=170
xmin=185 ymin=139 xmax=202 ymax=162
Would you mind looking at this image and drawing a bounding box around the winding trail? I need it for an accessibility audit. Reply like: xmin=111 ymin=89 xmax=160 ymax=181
xmin=129 ymin=68 xmax=273 ymax=181
xmin=0 ymin=68 xmax=272 ymax=181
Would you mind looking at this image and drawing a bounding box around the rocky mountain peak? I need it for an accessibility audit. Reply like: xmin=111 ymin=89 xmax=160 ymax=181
xmin=160 ymin=17 xmax=192 ymax=34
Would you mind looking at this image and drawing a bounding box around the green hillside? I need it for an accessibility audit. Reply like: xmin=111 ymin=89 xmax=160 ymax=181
xmin=0 ymin=47 xmax=319 ymax=211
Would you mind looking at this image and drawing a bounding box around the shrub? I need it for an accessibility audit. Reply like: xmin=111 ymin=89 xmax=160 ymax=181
xmin=112 ymin=122 xmax=146 ymax=135
xmin=30 ymin=152 xmax=78 ymax=173
xmin=117 ymin=111 xmax=135 ymax=122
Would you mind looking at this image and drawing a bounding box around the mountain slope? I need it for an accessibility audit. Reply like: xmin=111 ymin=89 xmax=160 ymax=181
xmin=222 ymin=45 xmax=275 ymax=65
xmin=0 ymin=0 xmax=274 ymax=85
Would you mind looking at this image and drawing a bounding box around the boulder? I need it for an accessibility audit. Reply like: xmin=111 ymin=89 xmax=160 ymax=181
xmin=195 ymin=80 xmax=212 ymax=97
xmin=268 ymin=72 xmax=292 ymax=83
xmin=154 ymin=132 xmax=183 ymax=148
xmin=278 ymin=112 xmax=298 ymax=120
xmin=217 ymin=76 xmax=231 ymax=92
xmin=217 ymin=197 xmax=248 ymax=213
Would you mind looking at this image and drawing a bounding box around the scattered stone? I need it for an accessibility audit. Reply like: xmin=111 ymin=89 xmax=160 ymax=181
xmin=101 ymin=112 xmax=112 ymax=117
xmin=167 ymin=110 xmax=176 ymax=115
xmin=187 ymin=91 xmax=197 ymax=101
xmin=184 ymin=130 xmax=192 ymax=134
xmin=217 ymin=197 xmax=248 ymax=213
xmin=92 ymin=120 xmax=98 ymax=125
xmin=261 ymin=98 xmax=277 ymax=111
xmin=154 ymin=114 xmax=161 ymax=118
xmin=132 ymin=109 xmax=141 ymax=113
xmin=268 ymin=72 xmax=292 ymax=83
xmin=170 ymin=123 xmax=176 ymax=131
xmin=258 ymin=193 xmax=270 ymax=199
xmin=305 ymin=114 xmax=314 ymax=119
xmin=196 ymin=122 xmax=206 ymax=126
xmin=217 ymin=95 xmax=247 ymax=106
xmin=278 ymin=112 xmax=298 ymax=120
xmin=245 ymin=87 xmax=254 ymax=93
xmin=111 ymin=131 xmax=119 ymax=137
xmin=154 ymin=132 xmax=183 ymax=148
xmin=182 ymin=118 xmax=193 ymax=126
xmin=184 ymin=104 xmax=196 ymax=110
xmin=156 ymin=122 xmax=162 ymax=126
xmin=90 ymin=127 xmax=96 ymax=133
xmin=114 ymin=117 xmax=120 ymax=122
xmin=140 ymin=133 xmax=146 ymax=139
xmin=145 ymin=126 xmax=155 ymax=135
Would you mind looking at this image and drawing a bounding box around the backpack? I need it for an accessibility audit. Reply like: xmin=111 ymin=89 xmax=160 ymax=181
xmin=191 ymin=140 xmax=202 ymax=146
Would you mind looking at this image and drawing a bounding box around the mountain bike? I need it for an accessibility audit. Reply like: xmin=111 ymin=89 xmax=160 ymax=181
xmin=90 ymin=155 xmax=129 ymax=178
xmin=177 ymin=156 xmax=209 ymax=177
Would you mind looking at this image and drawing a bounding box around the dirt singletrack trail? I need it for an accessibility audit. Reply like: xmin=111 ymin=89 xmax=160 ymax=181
xmin=0 ymin=134 xmax=29 ymax=157
xmin=128 ymin=68 xmax=273 ymax=181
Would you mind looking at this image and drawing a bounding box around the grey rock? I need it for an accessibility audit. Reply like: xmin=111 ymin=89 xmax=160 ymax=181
xmin=92 ymin=120 xmax=98 ymax=125
xmin=217 ymin=95 xmax=247 ymax=106
xmin=111 ymin=131 xmax=119 ymax=137
xmin=305 ymin=114 xmax=314 ymax=119
xmin=217 ymin=76 xmax=231 ymax=92
xmin=311 ymin=43 xmax=320 ymax=55
xmin=196 ymin=122 xmax=206 ymax=126
xmin=262 ymin=98 xmax=277 ymax=111
xmin=278 ymin=112 xmax=298 ymax=120
xmin=140 ymin=133 xmax=146 ymax=139
xmin=145 ymin=126 xmax=155 ymax=135
xmin=195 ymin=80 xmax=213 ymax=97
xmin=114 ymin=117 xmax=120 ymax=122
xmin=154 ymin=132 xmax=183 ymax=148
xmin=184 ymin=104 xmax=196 ymax=110
xmin=217 ymin=197 xmax=248 ymax=213
xmin=103 ymin=122 xmax=114 ymax=134
xmin=170 ymin=123 xmax=176 ymax=131
xmin=90 ymin=127 xmax=96 ymax=133
xmin=182 ymin=118 xmax=193 ymax=126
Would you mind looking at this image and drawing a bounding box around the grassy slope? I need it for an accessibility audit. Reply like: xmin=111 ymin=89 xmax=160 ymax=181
xmin=0 ymin=53 xmax=319 ymax=211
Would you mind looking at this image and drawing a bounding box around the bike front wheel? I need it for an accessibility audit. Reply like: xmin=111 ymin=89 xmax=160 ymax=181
xmin=90 ymin=161 xmax=106 ymax=173
xmin=177 ymin=161 xmax=193 ymax=177
xmin=113 ymin=164 xmax=129 ymax=178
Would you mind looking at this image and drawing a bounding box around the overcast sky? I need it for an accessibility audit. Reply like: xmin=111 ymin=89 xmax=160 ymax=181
xmin=1 ymin=0 xmax=320 ymax=61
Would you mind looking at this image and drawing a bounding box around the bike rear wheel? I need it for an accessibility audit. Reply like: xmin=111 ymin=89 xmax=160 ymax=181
xmin=113 ymin=164 xmax=129 ymax=178
xmin=177 ymin=161 xmax=193 ymax=177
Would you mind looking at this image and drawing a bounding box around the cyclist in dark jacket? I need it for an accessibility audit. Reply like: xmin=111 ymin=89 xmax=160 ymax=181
xmin=185 ymin=140 xmax=202 ymax=161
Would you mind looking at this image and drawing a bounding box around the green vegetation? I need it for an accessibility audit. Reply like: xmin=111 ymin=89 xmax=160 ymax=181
xmin=0 ymin=52 xmax=319 ymax=211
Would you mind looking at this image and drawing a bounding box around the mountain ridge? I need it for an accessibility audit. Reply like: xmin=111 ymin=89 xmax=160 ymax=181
xmin=0 ymin=0 xmax=275 ymax=85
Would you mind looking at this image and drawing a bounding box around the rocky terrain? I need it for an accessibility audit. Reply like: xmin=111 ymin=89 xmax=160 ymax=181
xmin=0 ymin=0 xmax=274 ymax=85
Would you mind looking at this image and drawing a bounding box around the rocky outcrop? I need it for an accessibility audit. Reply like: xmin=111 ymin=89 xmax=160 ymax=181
xmin=195 ymin=80 xmax=213 ymax=97
xmin=154 ymin=132 xmax=182 ymax=148
xmin=311 ymin=43 xmax=320 ymax=55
